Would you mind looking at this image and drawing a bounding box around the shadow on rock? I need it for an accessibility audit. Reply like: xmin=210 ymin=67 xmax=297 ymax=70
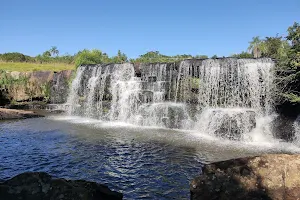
xmin=0 ymin=172 xmax=123 ymax=200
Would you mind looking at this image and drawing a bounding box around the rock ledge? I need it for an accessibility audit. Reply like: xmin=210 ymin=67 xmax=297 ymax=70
xmin=191 ymin=154 xmax=300 ymax=200
xmin=0 ymin=108 xmax=43 ymax=120
xmin=0 ymin=172 xmax=123 ymax=200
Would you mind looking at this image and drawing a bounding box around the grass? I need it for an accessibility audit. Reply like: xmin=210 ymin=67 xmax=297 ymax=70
xmin=0 ymin=62 xmax=75 ymax=72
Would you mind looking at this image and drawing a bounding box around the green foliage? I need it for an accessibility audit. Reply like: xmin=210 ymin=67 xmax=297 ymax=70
xmin=281 ymin=93 xmax=300 ymax=103
xmin=189 ymin=78 xmax=200 ymax=89
xmin=111 ymin=50 xmax=128 ymax=63
xmin=132 ymin=51 xmax=207 ymax=63
xmin=260 ymin=36 xmax=290 ymax=59
xmin=231 ymin=51 xmax=253 ymax=58
xmin=134 ymin=51 xmax=171 ymax=63
xmin=40 ymin=83 xmax=51 ymax=102
xmin=43 ymin=51 xmax=51 ymax=57
xmin=273 ymin=22 xmax=300 ymax=106
xmin=0 ymin=70 xmax=28 ymax=88
xmin=50 ymin=46 xmax=59 ymax=57
xmin=211 ymin=55 xmax=218 ymax=59
xmin=74 ymin=49 xmax=111 ymax=68
xmin=287 ymin=22 xmax=300 ymax=51
xmin=248 ymin=36 xmax=262 ymax=58
xmin=0 ymin=52 xmax=27 ymax=62
xmin=195 ymin=55 xmax=208 ymax=59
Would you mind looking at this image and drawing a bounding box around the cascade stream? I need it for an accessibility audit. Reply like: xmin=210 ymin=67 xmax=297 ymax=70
xmin=66 ymin=58 xmax=277 ymax=141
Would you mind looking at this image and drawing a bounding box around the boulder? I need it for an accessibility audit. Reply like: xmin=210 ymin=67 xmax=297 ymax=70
xmin=190 ymin=154 xmax=300 ymax=200
xmin=0 ymin=172 xmax=123 ymax=200
xmin=0 ymin=108 xmax=43 ymax=120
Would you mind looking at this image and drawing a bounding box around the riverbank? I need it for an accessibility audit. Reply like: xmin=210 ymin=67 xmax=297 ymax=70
xmin=0 ymin=108 xmax=43 ymax=120
xmin=191 ymin=153 xmax=300 ymax=200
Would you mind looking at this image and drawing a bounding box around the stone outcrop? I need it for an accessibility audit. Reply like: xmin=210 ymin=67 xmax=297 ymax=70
xmin=190 ymin=154 xmax=300 ymax=200
xmin=0 ymin=70 xmax=74 ymax=104
xmin=0 ymin=108 xmax=43 ymax=120
xmin=0 ymin=172 xmax=123 ymax=200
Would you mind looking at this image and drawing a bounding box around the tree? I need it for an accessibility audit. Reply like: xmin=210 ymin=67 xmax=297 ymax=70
xmin=259 ymin=36 xmax=290 ymax=59
xmin=195 ymin=55 xmax=208 ymax=59
xmin=231 ymin=51 xmax=253 ymax=58
xmin=112 ymin=50 xmax=128 ymax=63
xmin=211 ymin=55 xmax=218 ymax=59
xmin=42 ymin=50 xmax=51 ymax=57
xmin=50 ymin=46 xmax=59 ymax=57
xmin=74 ymin=49 xmax=110 ymax=68
xmin=0 ymin=52 xmax=26 ymax=62
xmin=287 ymin=22 xmax=300 ymax=50
xmin=248 ymin=36 xmax=262 ymax=58
xmin=275 ymin=22 xmax=300 ymax=108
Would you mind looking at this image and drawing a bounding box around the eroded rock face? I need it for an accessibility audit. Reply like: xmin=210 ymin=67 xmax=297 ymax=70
xmin=190 ymin=154 xmax=300 ymax=200
xmin=0 ymin=172 xmax=123 ymax=200
xmin=0 ymin=70 xmax=74 ymax=104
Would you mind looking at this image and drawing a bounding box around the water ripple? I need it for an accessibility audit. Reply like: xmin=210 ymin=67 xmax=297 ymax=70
xmin=0 ymin=118 xmax=202 ymax=199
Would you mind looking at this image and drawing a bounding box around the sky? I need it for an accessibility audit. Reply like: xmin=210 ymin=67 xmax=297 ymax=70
xmin=0 ymin=0 xmax=299 ymax=58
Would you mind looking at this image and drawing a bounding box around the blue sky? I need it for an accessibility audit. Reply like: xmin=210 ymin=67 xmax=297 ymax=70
xmin=1 ymin=0 xmax=299 ymax=58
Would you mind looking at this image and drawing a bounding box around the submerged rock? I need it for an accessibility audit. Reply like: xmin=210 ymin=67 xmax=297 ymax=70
xmin=0 ymin=108 xmax=43 ymax=120
xmin=190 ymin=154 xmax=300 ymax=200
xmin=0 ymin=172 xmax=123 ymax=200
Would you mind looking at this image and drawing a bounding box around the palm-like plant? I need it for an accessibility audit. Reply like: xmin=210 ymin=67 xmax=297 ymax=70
xmin=50 ymin=46 xmax=59 ymax=57
xmin=248 ymin=36 xmax=262 ymax=58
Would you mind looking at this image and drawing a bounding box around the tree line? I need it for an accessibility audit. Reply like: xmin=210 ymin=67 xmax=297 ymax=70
xmin=0 ymin=47 xmax=210 ymax=68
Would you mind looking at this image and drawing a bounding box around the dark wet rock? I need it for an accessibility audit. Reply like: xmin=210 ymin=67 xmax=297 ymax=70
xmin=0 ymin=108 xmax=43 ymax=120
xmin=50 ymin=70 xmax=74 ymax=104
xmin=276 ymin=101 xmax=300 ymax=119
xmin=271 ymin=115 xmax=296 ymax=141
xmin=0 ymin=172 xmax=123 ymax=200
xmin=0 ymin=88 xmax=11 ymax=106
xmin=190 ymin=154 xmax=300 ymax=200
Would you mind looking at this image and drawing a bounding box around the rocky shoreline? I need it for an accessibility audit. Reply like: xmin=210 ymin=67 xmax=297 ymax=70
xmin=190 ymin=154 xmax=300 ymax=200
xmin=0 ymin=108 xmax=43 ymax=120
xmin=0 ymin=172 xmax=123 ymax=200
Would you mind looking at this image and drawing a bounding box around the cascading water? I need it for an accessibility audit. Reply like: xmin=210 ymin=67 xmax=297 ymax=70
xmin=177 ymin=58 xmax=275 ymax=140
xmin=66 ymin=58 xmax=277 ymax=140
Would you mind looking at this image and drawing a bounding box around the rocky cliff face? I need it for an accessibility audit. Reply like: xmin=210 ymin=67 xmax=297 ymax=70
xmin=0 ymin=70 xmax=74 ymax=104
xmin=190 ymin=154 xmax=300 ymax=200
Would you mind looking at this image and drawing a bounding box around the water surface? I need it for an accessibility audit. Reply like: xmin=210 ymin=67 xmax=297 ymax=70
xmin=1 ymin=116 xmax=299 ymax=199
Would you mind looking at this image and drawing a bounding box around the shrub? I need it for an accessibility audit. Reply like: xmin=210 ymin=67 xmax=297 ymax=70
xmin=74 ymin=49 xmax=110 ymax=68
xmin=0 ymin=52 xmax=27 ymax=62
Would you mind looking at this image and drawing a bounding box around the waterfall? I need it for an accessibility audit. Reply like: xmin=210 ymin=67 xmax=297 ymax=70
xmin=66 ymin=58 xmax=276 ymax=139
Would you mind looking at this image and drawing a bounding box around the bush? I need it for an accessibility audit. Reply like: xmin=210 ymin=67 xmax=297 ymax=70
xmin=0 ymin=52 xmax=27 ymax=62
xmin=74 ymin=49 xmax=110 ymax=68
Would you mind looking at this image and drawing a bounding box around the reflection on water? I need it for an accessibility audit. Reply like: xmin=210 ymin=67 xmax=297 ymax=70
xmin=1 ymin=117 xmax=299 ymax=199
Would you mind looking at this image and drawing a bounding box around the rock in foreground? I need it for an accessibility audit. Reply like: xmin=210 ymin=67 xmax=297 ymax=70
xmin=0 ymin=172 xmax=123 ymax=200
xmin=190 ymin=154 xmax=300 ymax=200
xmin=0 ymin=108 xmax=43 ymax=120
